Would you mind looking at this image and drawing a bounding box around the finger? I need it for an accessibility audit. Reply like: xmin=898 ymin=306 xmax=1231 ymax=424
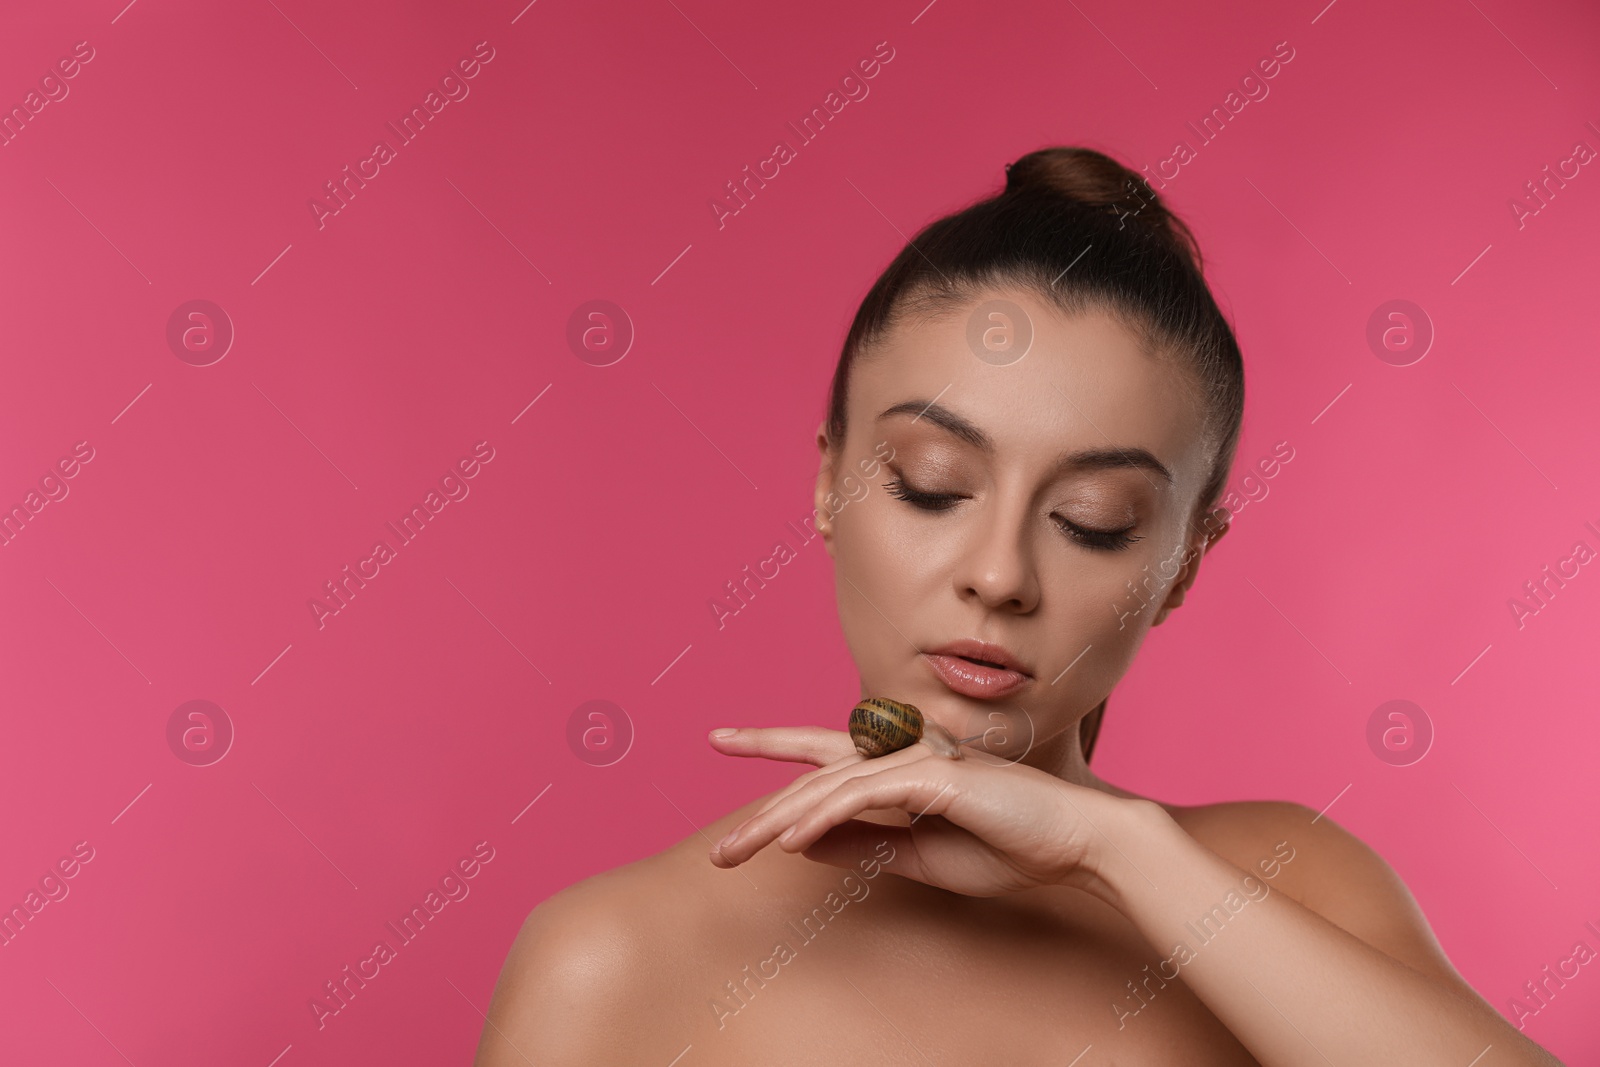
xmin=776 ymin=764 xmax=965 ymax=855
xmin=711 ymin=745 xmax=940 ymax=868
xmin=801 ymin=818 xmax=1017 ymax=898
xmin=706 ymin=725 xmax=858 ymax=767
xmin=745 ymin=738 xmax=936 ymax=824
xmin=746 ymin=757 xmax=862 ymax=823
xmin=731 ymin=756 xmax=862 ymax=833
xmin=714 ymin=744 xmax=931 ymax=866
xmin=793 ymin=819 xmax=932 ymax=884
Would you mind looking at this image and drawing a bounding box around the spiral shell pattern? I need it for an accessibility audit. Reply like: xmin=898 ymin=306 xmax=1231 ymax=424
xmin=848 ymin=697 xmax=924 ymax=758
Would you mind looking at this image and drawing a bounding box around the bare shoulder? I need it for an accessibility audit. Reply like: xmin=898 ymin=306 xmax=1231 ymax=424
xmin=1165 ymin=797 xmax=1477 ymax=995
xmin=471 ymin=853 xmax=668 ymax=1065
xmin=472 ymin=804 xmax=764 ymax=1066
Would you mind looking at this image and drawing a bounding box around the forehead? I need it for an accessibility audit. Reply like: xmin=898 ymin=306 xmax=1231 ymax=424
xmin=847 ymin=288 xmax=1212 ymax=489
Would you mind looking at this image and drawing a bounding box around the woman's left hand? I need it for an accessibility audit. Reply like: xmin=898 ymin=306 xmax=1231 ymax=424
xmin=705 ymin=724 xmax=1141 ymax=898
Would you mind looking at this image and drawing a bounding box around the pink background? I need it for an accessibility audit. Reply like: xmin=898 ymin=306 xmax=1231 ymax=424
xmin=2 ymin=0 xmax=1597 ymax=1062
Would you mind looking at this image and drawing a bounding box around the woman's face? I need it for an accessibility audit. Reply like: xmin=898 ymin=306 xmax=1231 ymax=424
xmin=814 ymin=286 xmax=1228 ymax=774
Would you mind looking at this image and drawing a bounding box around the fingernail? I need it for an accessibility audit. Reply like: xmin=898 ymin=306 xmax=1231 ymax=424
xmin=710 ymin=728 xmax=737 ymax=738
xmin=718 ymin=829 xmax=739 ymax=848
xmin=777 ymin=826 xmax=797 ymax=844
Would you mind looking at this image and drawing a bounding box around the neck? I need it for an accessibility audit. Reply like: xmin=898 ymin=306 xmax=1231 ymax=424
xmin=1012 ymin=722 xmax=1143 ymax=799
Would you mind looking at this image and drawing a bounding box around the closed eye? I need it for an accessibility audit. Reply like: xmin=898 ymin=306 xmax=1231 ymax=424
xmin=881 ymin=477 xmax=960 ymax=512
xmin=881 ymin=477 xmax=1143 ymax=552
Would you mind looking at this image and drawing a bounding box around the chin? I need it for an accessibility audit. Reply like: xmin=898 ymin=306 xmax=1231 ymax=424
xmin=878 ymin=677 xmax=1035 ymax=751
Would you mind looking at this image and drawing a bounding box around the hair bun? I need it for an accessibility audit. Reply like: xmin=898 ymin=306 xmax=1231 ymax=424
xmin=1003 ymin=146 xmax=1200 ymax=269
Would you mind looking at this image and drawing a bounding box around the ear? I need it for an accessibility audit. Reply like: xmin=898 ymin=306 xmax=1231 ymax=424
xmin=812 ymin=421 xmax=838 ymax=558
xmin=1151 ymin=507 xmax=1230 ymax=627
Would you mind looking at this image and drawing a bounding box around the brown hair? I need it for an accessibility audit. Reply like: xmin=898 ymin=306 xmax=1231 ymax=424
xmin=825 ymin=146 xmax=1245 ymax=764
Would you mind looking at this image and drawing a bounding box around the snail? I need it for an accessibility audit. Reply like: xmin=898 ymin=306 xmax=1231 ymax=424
xmin=848 ymin=698 xmax=965 ymax=760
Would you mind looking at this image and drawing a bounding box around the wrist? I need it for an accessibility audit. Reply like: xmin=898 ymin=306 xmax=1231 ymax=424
xmin=1067 ymin=794 xmax=1182 ymax=911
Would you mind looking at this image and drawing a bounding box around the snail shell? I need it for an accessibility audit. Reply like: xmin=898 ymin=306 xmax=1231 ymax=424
xmin=848 ymin=698 xmax=963 ymax=760
xmin=849 ymin=697 xmax=924 ymax=757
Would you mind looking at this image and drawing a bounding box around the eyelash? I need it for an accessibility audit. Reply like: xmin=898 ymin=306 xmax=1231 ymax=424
xmin=882 ymin=477 xmax=1143 ymax=552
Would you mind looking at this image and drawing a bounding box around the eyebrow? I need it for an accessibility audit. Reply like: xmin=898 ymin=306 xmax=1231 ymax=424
xmin=876 ymin=399 xmax=1174 ymax=485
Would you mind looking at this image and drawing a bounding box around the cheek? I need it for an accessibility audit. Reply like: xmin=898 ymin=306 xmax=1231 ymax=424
xmin=835 ymin=494 xmax=934 ymax=591
xmin=830 ymin=498 xmax=929 ymax=665
xmin=1035 ymin=546 xmax=1170 ymax=699
xmin=828 ymin=497 xmax=1178 ymax=713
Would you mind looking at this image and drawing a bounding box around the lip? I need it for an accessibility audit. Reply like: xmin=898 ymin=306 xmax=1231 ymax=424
xmin=921 ymin=639 xmax=1033 ymax=700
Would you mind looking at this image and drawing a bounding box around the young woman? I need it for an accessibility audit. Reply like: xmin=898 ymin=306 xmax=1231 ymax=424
xmin=473 ymin=147 xmax=1564 ymax=1066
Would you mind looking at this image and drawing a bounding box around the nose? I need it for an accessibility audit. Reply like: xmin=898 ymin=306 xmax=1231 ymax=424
xmin=952 ymin=497 xmax=1041 ymax=614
